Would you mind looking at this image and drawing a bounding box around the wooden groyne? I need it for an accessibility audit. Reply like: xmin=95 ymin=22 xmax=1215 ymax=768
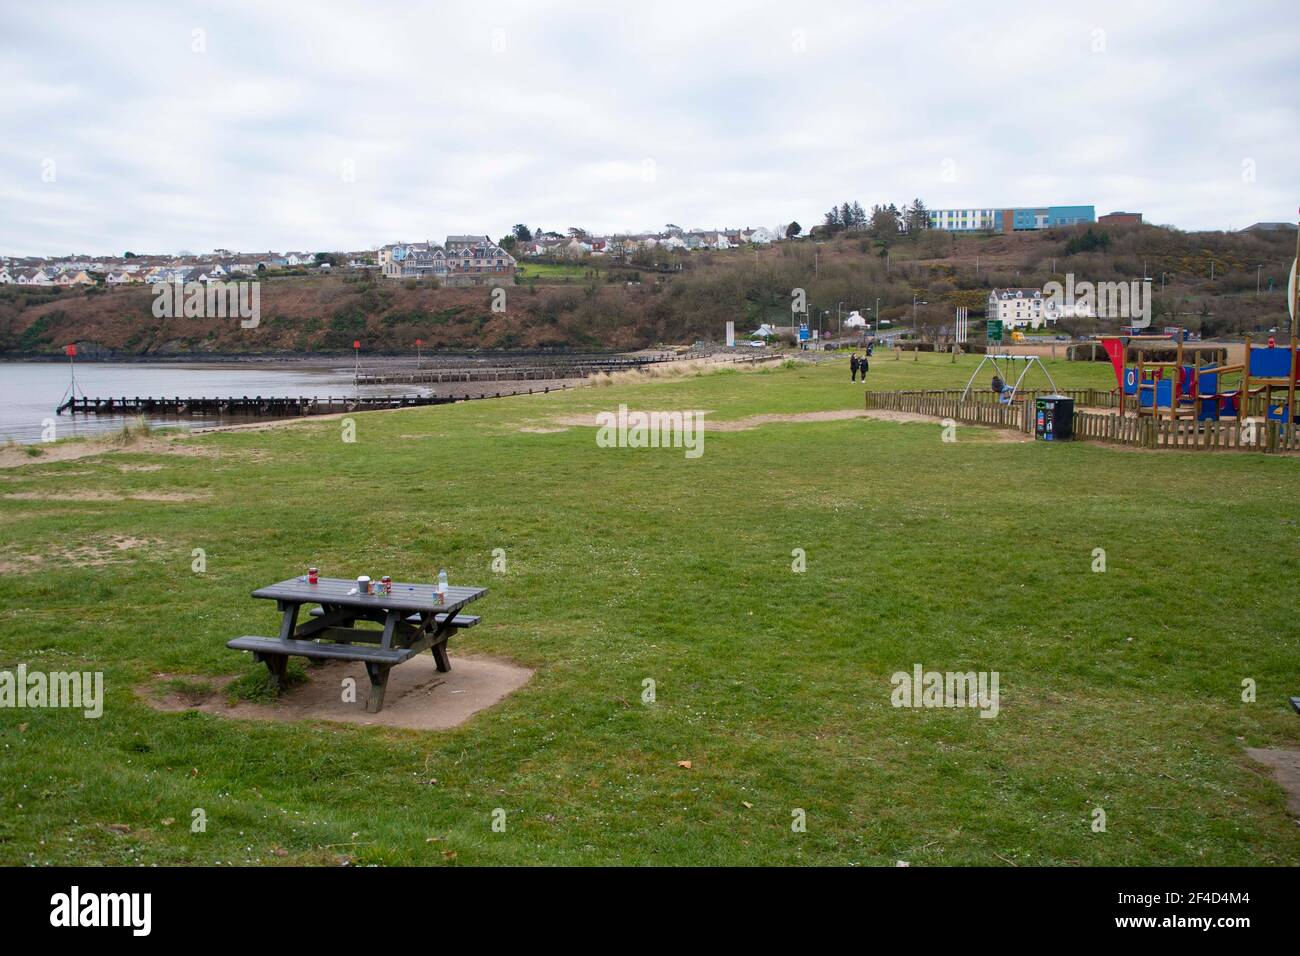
xmin=55 ymin=395 xmax=452 ymax=417
xmin=55 ymin=383 xmax=581 ymax=418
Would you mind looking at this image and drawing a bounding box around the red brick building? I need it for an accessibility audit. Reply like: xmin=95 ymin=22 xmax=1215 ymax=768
xmin=1098 ymin=211 xmax=1143 ymax=226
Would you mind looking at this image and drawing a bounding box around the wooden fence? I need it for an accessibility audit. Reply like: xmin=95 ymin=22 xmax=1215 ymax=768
xmin=865 ymin=390 xmax=1300 ymax=453
xmin=932 ymin=386 xmax=1277 ymax=419
xmin=900 ymin=387 xmax=1120 ymax=409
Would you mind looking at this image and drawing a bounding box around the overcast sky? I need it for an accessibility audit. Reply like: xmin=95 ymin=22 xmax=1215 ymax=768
xmin=2 ymin=0 xmax=1297 ymax=256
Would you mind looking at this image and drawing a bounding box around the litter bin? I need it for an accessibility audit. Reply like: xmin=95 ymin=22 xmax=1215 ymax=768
xmin=1034 ymin=395 xmax=1074 ymax=441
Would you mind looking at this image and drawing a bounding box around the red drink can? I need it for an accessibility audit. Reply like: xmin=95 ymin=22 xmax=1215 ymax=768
xmin=308 ymin=567 xmax=319 ymax=584
xmin=381 ymin=576 xmax=391 ymax=594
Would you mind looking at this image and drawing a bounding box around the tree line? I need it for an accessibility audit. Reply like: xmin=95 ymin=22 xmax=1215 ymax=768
xmin=821 ymin=199 xmax=932 ymax=238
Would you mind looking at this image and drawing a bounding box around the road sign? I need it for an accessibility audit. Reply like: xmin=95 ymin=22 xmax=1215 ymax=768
xmin=987 ymin=319 xmax=1003 ymax=343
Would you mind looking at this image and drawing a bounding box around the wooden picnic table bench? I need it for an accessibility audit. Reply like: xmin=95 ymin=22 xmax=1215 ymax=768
xmin=227 ymin=576 xmax=488 ymax=713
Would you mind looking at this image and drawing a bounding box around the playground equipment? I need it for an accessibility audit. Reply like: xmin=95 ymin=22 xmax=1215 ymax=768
xmin=1102 ymin=331 xmax=1299 ymax=423
xmin=960 ymin=353 xmax=1060 ymax=404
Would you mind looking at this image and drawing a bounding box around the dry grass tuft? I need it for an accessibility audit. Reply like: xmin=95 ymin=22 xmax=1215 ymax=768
xmin=588 ymin=356 xmax=784 ymax=387
xmin=109 ymin=416 xmax=153 ymax=445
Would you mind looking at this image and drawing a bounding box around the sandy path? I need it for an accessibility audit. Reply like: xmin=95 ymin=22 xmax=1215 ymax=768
xmin=0 ymin=435 xmax=223 ymax=470
xmin=548 ymin=408 xmax=869 ymax=431
xmin=545 ymin=407 xmax=1027 ymax=441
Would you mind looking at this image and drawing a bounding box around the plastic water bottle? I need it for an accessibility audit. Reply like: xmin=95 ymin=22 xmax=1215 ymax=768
xmin=437 ymin=569 xmax=448 ymax=598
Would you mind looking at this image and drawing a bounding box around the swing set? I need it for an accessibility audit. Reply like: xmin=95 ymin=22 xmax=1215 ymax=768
xmin=960 ymin=353 xmax=1060 ymax=404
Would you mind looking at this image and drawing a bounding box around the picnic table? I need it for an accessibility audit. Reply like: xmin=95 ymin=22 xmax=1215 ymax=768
xmin=227 ymin=576 xmax=487 ymax=713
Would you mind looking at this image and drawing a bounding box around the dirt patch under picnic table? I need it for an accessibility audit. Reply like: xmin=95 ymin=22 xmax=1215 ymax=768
xmin=1246 ymin=747 xmax=1300 ymax=816
xmin=141 ymin=653 xmax=533 ymax=731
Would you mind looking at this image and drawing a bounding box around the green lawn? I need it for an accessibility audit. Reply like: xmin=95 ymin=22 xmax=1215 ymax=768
xmin=2 ymin=353 xmax=1298 ymax=866
xmin=515 ymin=261 xmax=595 ymax=280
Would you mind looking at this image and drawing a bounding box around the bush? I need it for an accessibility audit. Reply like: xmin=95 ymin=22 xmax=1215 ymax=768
xmin=1065 ymin=227 xmax=1111 ymax=256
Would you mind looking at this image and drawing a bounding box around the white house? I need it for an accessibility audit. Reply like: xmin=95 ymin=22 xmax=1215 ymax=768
xmin=746 ymin=226 xmax=779 ymax=244
xmin=988 ymin=287 xmax=1057 ymax=329
xmin=844 ymin=311 xmax=868 ymax=328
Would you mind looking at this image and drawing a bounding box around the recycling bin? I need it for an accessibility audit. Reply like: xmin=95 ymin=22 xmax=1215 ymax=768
xmin=1034 ymin=395 xmax=1074 ymax=441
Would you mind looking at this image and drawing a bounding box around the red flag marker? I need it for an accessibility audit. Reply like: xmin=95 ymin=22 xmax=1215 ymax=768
xmin=65 ymin=344 xmax=77 ymax=357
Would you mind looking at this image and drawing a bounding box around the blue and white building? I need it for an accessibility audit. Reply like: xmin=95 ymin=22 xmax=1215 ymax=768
xmin=928 ymin=205 xmax=1095 ymax=232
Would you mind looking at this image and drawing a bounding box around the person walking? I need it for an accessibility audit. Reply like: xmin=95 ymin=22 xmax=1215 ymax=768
xmin=859 ymin=352 xmax=869 ymax=384
xmin=849 ymin=353 xmax=859 ymax=383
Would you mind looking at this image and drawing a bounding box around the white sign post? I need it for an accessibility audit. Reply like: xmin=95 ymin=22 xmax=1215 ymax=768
xmin=1288 ymin=257 xmax=1296 ymax=322
xmin=725 ymin=320 xmax=735 ymax=348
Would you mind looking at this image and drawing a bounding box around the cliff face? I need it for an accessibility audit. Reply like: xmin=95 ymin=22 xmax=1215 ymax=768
xmin=0 ymin=276 xmax=701 ymax=355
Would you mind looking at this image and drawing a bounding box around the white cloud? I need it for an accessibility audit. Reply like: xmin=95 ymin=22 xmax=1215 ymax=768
xmin=0 ymin=0 xmax=1297 ymax=255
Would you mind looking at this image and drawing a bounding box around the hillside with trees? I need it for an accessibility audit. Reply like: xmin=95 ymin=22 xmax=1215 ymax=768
xmin=2 ymin=220 xmax=1295 ymax=356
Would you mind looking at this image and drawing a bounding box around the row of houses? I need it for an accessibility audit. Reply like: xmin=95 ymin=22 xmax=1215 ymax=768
xmin=378 ymin=236 xmax=516 ymax=287
xmin=519 ymin=226 xmax=784 ymax=258
xmin=0 ymin=248 xmax=373 ymax=289
xmin=0 ymin=260 xmax=268 ymax=287
xmin=0 ymin=266 xmax=99 ymax=287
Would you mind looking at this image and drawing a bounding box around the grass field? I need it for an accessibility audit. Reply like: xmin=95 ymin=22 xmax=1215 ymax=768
xmin=2 ymin=353 xmax=1298 ymax=866
xmin=514 ymin=261 xmax=596 ymax=280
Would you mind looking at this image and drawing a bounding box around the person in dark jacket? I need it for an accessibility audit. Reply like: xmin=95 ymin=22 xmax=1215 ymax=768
xmin=849 ymin=353 xmax=859 ymax=382
xmin=859 ymin=353 xmax=869 ymax=383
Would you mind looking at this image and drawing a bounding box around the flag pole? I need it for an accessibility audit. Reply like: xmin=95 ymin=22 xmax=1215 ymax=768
xmin=1287 ymin=207 xmax=1298 ymax=431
